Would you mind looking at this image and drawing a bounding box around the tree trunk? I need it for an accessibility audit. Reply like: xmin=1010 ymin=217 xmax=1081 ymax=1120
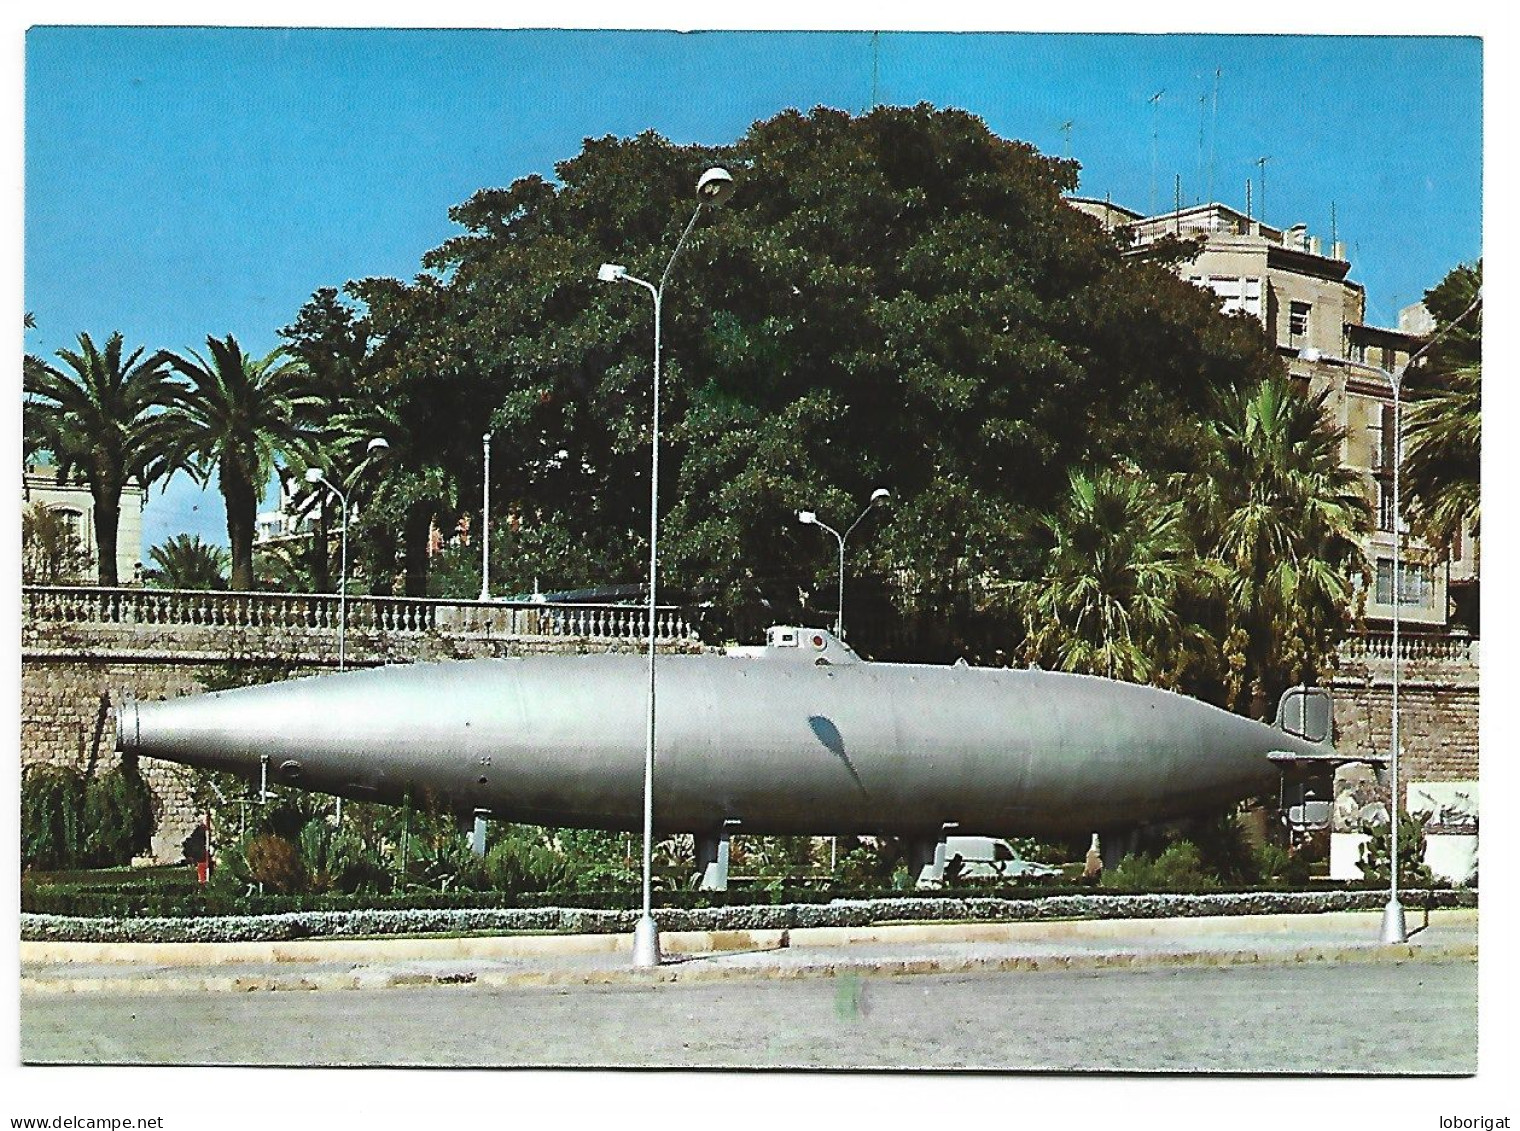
xmin=91 ymin=486 xmax=122 ymax=587
xmin=311 ymin=500 xmax=332 ymax=593
xmin=222 ymin=464 xmax=259 ymax=592
xmin=402 ymin=502 xmax=435 ymax=598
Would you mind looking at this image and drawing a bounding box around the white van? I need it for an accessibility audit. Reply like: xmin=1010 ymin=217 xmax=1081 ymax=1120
xmin=940 ymin=836 xmax=1062 ymax=881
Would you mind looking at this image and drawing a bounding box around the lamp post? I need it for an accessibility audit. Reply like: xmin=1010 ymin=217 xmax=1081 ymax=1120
xmin=797 ymin=487 xmax=891 ymax=640
xmin=597 ymin=165 xmax=735 ymax=968
xmin=480 ymin=431 xmax=492 ymax=602
xmin=304 ymin=468 xmax=350 ymax=672
xmin=1299 ymin=300 xmax=1477 ymax=943
xmin=305 ymin=437 xmax=390 ymax=675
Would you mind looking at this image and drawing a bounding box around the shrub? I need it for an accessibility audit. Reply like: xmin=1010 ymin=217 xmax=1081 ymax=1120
xmin=474 ymin=832 xmax=569 ymax=893
xmin=1105 ymin=841 xmax=1219 ymax=891
xmin=243 ymin=834 xmax=308 ymax=893
xmin=83 ymin=757 xmax=156 ymax=867
xmin=20 ymin=764 xmax=89 ymax=870
xmin=22 ymin=759 xmax=155 ymax=871
xmin=1253 ymin=842 xmax=1311 ymax=886
xmin=1357 ymin=811 xmax=1435 ymax=888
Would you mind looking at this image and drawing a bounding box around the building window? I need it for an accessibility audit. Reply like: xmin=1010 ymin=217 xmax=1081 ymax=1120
xmin=1202 ymin=276 xmax=1262 ymax=318
xmin=1369 ymin=402 xmax=1397 ymax=471
xmin=54 ymin=508 xmax=86 ymax=548
xmin=1375 ymin=477 xmax=1396 ymax=532
xmin=1288 ymin=301 xmax=1311 ymax=341
xmin=1375 ymin=558 xmax=1431 ymax=608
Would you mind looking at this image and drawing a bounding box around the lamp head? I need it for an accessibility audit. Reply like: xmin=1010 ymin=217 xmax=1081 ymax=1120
xmin=366 ymin=437 xmax=390 ymax=455
xmin=597 ymin=263 xmax=627 ymax=283
xmin=797 ymin=510 xmax=817 ymax=525
xmin=303 ymin=468 xmax=324 ymax=485
xmin=1298 ymin=346 xmax=1323 ymax=364
xmin=870 ymin=487 xmax=891 ymax=505
xmin=696 ymin=167 xmax=735 ymax=207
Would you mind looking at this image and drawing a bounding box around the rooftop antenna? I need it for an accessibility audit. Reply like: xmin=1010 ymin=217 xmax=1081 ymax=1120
xmin=1245 ymin=177 xmax=1253 ymax=222
xmin=1174 ymin=173 xmax=1182 ymax=233
xmin=1060 ymin=119 xmax=1074 ymax=160
xmin=1196 ymin=90 xmax=1207 ymax=204
xmin=870 ymin=32 xmax=880 ymax=110
xmin=1331 ymin=199 xmax=1338 ymax=246
xmin=1207 ymin=67 xmax=1221 ymax=205
xmin=1255 ymin=155 xmax=1271 ymax=224
xmin=1148 ymin=90 xmax=1165 ymax=214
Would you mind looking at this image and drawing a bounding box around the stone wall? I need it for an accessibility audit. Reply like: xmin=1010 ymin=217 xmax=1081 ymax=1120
xmin=1330 ymin=648 xmax=1479 ymax=815
xmin=1327 ymin=646 xmax=1479 ymax=882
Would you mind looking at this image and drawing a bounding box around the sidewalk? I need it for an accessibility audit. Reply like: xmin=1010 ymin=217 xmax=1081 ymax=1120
xmin=20 ymin=909 xmax=1477 ymax=995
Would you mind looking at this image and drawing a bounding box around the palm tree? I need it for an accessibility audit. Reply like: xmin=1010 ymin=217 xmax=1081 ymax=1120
xmin=1402 ymin=263 xmax=1481 ymax=549
xmin=329 ymin=399 xmax=454 ymax=597
xmin=23 ymin=332 xmax=179 ymax=586
xmin=161 ymin=335 xmax=319 ymax=591
xmin=1014 ymin=466 xmax=1195 ymax=685
xmin=144 ymin=534 xmax=229 ymax=590
xmin=1195 ymin=375 xmax=1371 ymax=717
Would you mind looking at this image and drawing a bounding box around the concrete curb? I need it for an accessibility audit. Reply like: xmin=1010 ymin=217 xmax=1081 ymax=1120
xmin=19 ymin=940 xmax=1479 ymax=995
xmin=20 ymin=910 xmax=1478 ymax=994
xmin=19 ymin=909 xmax=1478 ymax=966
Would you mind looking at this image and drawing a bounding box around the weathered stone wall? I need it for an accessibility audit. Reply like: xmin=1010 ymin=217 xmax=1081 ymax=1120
xmin=21 ymin=613 xmax=706 ymax=863
xmin=1331 ymin=650 xmax=1479 ymax=815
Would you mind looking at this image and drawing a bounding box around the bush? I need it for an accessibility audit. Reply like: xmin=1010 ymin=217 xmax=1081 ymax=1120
xmin=83 ymin=757 xmax=156 ymax=867
xmin=1357 ymin=811 xmax=1435 ymax=888
xmin=242 ymin=834 xmax=308 ymax=894
xmin=20 ymin=765 xmax=89 ymax=870
xmin=22 ymin=758 xmax=156 ymax=871
xmin=1105 ymin=841 xmax=1219 ymax=892
xmin=470 ymin=832 xmax=570 ymax=893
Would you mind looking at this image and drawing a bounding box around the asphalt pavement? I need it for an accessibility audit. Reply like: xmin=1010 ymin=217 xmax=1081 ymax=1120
xmin=19 ymin=910 xmax=1479 ymax=1072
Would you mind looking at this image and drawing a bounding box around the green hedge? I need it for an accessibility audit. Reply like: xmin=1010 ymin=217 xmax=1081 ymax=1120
xmin=19 ymin=873 xmax=1415 ymax=919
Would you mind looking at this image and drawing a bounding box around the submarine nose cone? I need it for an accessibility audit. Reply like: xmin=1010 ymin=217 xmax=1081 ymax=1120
xmin=115 ymin=698 xmax=139 ymax=754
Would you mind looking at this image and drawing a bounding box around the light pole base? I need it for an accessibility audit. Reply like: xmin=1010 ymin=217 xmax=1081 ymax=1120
xmin=631 ymin=913 xmax=662 ymax=968
xmin=1380 ymin=899 xmax=1408 ymax=944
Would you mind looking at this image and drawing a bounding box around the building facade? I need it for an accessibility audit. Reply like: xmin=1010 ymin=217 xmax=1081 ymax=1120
xmin=1067 ymin=198 xmax=1477 ymax=637
xmin=22 ymin=462 xmax=145 ymax=586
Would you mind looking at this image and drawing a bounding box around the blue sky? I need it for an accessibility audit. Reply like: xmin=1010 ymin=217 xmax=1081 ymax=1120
xmin=23 ymin=27 xmax=1483 ymax=551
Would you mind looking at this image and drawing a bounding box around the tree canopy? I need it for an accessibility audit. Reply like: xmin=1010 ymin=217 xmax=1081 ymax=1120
xmin=338 ymin=103 xmax=1281 ymax=662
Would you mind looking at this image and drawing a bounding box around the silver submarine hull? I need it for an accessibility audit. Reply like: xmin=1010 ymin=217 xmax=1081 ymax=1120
xmin=117 ymin=627 xmax=1333 ymax=840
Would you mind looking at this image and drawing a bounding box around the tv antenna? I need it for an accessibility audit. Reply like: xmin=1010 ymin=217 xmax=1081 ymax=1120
xmin=1149 ymin=90 xmax=1165 ymax=214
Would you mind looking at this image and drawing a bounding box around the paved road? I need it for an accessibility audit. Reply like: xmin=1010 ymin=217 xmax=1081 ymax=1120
xmin=22 ymin=958 xmax=1476 ymax=1073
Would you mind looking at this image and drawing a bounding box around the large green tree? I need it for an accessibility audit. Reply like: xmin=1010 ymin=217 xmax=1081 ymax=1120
xmin=161 ymin=335 xmax=318 ymax=591
xmin=1402 ymin=261 xmax=1481 ymax=549
xmin=22 ymin=332 xmax=179 ymax=585
xmin=341 ymin=104 xmax=1278 ymax=655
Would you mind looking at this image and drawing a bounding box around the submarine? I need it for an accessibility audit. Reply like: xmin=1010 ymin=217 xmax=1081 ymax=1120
xmin=117 ymin=626 xmax=1349 ymax=882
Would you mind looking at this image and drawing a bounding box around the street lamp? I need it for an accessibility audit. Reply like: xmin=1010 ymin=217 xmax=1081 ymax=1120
xmin=1300 ymin=301 xmax=1476 ymax=944
xmin=305 ymin=437 xmax=390 ymax=675
xmin=480 ymin=432 xmax=492 ymax=602
xmin=797 ymin=487 xmax=891 ymax=640
xmin=596 ymin=165 xmax=735 ymax=969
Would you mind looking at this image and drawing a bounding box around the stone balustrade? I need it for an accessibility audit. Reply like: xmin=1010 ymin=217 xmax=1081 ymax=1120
xmin=1338 ymin=632 xmax=1478 ymax=665
xmin=22 ymin=584 xmax=697 ymax=651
